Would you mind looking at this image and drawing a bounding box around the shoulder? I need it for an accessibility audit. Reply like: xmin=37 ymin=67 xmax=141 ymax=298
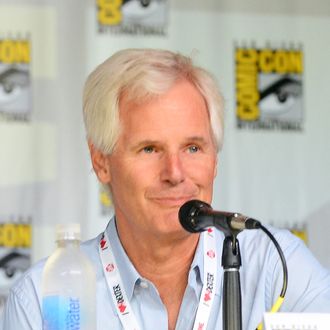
xmin=80 ymin=232 xmax=104 ymax=278
xmin=2 ymin=258 xmax=45 ymax=329
xmin=81 ymin=232 xmax=103 ymax=257
xmin=10 ymin=233 xmax=102 ymax=298
xmin=9 ymin=258 xmax=45 ymax=304
xmin=237 ymin=225 xmax=330 ymax=311
xmin=215 ymin=225 xmax=301 ymax=259
xmin=216 ymin=225 xmax=329 ymax=288
xmin=237 ymin=225 xmax=306 ymax=259
xmin=237 ymin=224 xmax=328 ymax=276
xmin=5 ymin=233 xmax=102 ymax=320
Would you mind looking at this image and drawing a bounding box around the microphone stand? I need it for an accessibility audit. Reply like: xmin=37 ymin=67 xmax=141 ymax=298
xmin=221 ymin=234 xmax=242 ymax=330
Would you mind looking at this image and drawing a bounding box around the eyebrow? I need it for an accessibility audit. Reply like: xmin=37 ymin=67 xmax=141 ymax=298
xmin=130 ymin=139 xmax=160 ymax=151
xmin=185 ymin=136 xmax=209 ymax=144
xmin=131 ymin=136 xmax=210 ymax=150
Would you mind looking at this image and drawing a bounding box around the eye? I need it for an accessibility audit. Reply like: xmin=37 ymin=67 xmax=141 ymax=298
xmin=187 ymin=145 xmax=200 ymax=153
xmin=142 ymin=146 xmax=155 ymax=153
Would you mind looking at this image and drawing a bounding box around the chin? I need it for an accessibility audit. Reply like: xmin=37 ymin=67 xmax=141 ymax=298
xmin=160 ymin=218 xmax=188 ymax=236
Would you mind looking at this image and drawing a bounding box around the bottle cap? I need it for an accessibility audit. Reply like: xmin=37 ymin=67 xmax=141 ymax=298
xmin=56 ymin=223 xmax=81 ymax=241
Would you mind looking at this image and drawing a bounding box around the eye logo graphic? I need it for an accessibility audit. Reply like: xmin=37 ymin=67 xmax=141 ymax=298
xmin=0 ymin=38 xmax=32 ymax=121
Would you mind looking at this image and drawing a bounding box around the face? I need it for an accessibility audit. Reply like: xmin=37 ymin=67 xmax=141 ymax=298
xmin=92 ymin=79 xmax=218 ymax=239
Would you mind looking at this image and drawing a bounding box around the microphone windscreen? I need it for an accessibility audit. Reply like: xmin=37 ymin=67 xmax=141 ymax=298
xmin=178 ymin=200 xmax=211 ymax=233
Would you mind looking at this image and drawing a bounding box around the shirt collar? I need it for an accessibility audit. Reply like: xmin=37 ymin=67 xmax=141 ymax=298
xmin=188 ymin=232 xmax=204 ymax=297
xmin=104 ymin=217 xmax=216 ymax=300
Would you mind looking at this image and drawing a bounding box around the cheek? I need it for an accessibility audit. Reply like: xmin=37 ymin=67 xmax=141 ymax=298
xmin=191 ymin=158 xmax=217 ymax=183
xmin=111 ymin=169 xmax=135 ymax=194
xmin=110 ymin=161 xmax=154 ymax=197
xmin=200 ymin=162 xmax=217 ymax=198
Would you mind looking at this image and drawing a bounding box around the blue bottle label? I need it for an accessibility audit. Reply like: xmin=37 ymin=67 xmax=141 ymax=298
xmin=42 ymin=295 xmax=81 ymax=330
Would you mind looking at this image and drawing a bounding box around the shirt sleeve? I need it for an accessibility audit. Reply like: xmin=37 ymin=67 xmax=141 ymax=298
xmin=1 ymin=272 xmax=43 ymax=330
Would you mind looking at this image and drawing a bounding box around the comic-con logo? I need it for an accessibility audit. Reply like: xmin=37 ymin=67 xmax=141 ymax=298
xmin=97 ymin=0 xmax=168 ymax=35
xmin=0 ymin=222 xmax=31 ymax=248
xmin=0 ymin=39 xmax=30 ymax=64
xmin=0 ymin=218 xmax=31 ymax=278
xmin=0 ymin=38 xmax=31 ymax=121
xmin=235 ymin=45 xmax=303 ymax=130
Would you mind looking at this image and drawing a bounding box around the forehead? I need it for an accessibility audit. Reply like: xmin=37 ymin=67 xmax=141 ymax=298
xmin=118 ymin=79 xmax=209 ymax=123
xmin=118 ymin=80 xmax=212 ymax=141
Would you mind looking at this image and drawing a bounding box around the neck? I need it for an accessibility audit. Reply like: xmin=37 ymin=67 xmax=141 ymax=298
xmin=116 ymin=219 xmax=200 ymax=282
xmin=115 ymin=217 xmax=200 ymax=329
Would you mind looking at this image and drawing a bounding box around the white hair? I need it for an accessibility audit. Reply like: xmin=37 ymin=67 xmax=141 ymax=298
xmin=83 ymin=48 xmax=224 ymax=154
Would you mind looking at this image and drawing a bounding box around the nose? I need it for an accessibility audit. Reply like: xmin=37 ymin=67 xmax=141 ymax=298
xmin=160 ymin=152 xmax=185 ymax=185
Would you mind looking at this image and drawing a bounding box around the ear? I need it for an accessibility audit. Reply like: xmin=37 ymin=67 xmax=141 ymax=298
xmin=88 ymin=142 xmax=112 ymax=184
xmin=213 ymin=157 xmax=218 ymax=178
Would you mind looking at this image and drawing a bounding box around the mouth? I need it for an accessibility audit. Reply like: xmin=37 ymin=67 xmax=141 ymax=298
xmin=151 ymin=196 xmax=196 ymax=208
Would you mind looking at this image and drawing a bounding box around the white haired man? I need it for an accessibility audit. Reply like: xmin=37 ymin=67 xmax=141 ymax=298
xmin=3 ymin=49 xmax=330 ymax=330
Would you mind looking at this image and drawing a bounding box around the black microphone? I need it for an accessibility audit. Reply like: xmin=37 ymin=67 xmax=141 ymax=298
xmin=179 ymin=200 xmax=261 ymax=235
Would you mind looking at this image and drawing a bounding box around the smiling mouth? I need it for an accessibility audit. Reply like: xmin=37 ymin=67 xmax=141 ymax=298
xmin=152 ymin=196 xmax=195 ymax=207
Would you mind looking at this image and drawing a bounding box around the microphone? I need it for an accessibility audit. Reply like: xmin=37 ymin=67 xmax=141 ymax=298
xmin=179 ymin=200 xmax=261 ymax=235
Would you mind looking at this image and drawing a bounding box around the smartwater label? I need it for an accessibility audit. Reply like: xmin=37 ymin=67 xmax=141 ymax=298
xmin=42 ymin=295 xmax=81 ymax=330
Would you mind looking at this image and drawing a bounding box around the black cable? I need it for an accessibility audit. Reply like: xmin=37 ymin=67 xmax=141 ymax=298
xmin=259 ymin=224 xmax=288 ymax=298
xmin=255 ymin=224 xmax=289 ymax=329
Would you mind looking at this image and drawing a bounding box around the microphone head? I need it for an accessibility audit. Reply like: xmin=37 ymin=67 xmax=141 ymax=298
xmin=179 ymin=200 xmax=212 ymax=233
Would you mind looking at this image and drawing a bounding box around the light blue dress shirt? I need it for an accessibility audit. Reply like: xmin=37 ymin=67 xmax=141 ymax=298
xmin=2 ymin=217 xmax=330 ymax=330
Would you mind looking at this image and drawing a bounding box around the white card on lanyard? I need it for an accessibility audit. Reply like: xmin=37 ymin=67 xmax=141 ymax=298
xmin=99 ymin=222 xmax=218 ymax=330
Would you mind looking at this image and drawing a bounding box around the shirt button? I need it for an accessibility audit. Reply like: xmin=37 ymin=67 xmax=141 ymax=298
xmin=140 ymin=280 xmax=148 ymax=289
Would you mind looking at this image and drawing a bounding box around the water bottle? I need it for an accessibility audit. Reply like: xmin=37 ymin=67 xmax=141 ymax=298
xmin=41 ymin=223 xmax=96 ymax=330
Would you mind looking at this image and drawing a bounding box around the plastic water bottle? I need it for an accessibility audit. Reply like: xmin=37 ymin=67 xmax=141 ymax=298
xmin=41 ymin=223 xmax=96 ymax=330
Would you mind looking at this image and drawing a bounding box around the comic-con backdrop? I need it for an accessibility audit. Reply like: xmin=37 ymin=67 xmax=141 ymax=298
xmin=1 ymin=0 xmax=330 ymax=315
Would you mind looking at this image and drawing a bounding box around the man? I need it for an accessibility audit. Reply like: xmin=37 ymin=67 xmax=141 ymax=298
xmin=2 ymin=49 xmax=330 ymax=329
